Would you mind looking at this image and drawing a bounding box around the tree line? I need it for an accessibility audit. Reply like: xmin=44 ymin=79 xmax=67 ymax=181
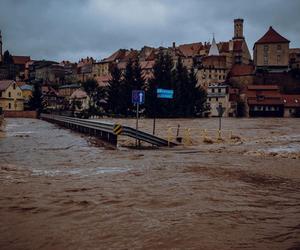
xmin=106 ymin=50 xmax=207 ymax=118
xmin=30 ymin=50 xmax=207 ymax=118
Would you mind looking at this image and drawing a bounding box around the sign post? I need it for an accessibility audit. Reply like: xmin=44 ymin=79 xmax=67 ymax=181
xmin=216 ymin=103 xmax=225 ymax=140
xmin=132 ymin=90 xmax=145 ymax=147
xmin=153 ymin=88 xmax=174 ymax=135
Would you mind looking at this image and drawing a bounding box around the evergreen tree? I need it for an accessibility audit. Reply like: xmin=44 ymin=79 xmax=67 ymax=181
xmin=145 ymin=50 xmax=175 ymax=117
xmin=107 ymin=64 xmax=122 ymax=115
xmin=28 ymin=82 xmax=43 ymax=114
xmin=173 ymin=57 xmax=190 ymax=117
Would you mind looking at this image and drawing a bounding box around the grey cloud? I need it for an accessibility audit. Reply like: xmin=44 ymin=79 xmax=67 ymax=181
xmin=0 ymin=0 xmax=299 ymax=62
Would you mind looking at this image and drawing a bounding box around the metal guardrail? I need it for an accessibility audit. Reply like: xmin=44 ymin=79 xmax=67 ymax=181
xmin=40 ymin=114 xmax=176 ymax=147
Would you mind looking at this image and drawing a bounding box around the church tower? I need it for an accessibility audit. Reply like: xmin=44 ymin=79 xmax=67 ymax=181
xmin=233 ymin=18 xmax=244 ymax=40
xmin=0 ymin=30 xmax=2 ymax=62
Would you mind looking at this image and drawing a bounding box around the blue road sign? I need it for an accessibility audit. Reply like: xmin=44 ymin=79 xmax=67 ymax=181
xmin=157 ymin=88 xmax=174 ymax=99
xmin=132 ymin=90 xmax=145 ymax=104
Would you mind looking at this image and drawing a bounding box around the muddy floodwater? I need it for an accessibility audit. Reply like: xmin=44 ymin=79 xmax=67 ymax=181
xmin=0 ymin=118 xmax=300 ymax=250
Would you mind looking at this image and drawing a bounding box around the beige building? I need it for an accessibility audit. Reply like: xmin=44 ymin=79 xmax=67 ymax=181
xmin=253 ymin=26 xmax=290 ymax=70
xmin=0 ymin=80 xmax=24 ymax=111
xmin=207 ymin=83 xmax=230 ymax=117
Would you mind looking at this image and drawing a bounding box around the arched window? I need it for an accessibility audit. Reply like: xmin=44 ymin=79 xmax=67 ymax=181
xmin=8 ymin=92 xmax=11 ymax=97
xmin=8 ymin=103 xmax=11 ymax=109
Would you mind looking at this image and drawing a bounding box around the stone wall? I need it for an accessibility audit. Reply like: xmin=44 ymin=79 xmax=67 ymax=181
xmin=4 ymin=110 xmax=38 ymax=118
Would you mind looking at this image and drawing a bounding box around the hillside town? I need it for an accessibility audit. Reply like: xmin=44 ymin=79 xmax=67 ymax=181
xmin=1 ymin=19 xmax=300 ymax=118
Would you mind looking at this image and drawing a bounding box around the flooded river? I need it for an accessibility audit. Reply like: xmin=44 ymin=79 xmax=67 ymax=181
xmin=0 ymin=118 xmax=300 ymax=250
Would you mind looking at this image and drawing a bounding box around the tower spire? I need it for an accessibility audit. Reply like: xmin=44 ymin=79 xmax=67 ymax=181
xmin=0 ymin=30 xmax=2 ymax=62
xmin=208 ymin=34 xmax=219 ymax=56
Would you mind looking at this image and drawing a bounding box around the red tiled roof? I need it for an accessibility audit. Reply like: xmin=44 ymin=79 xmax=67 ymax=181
xmin=218 ymin=42 xmax=229 ymax=53
xmin=282 ymin=95 xmax=300 ymax=108
xmin=229 ymin=64 xmax=254 ymax=77
xmin=248 ymin=98 xmax=283 ymax=105
xmin=0 ymin=80 xmax=14 ymax=92
xmin=177 ymin=43 xmax=204 ymax=57
xmin=12 ymin=56 xmax=31 ymax=65
xmin=102 ymin=49 xmax=127 ymax=62
xmin=247 ymin=85 xmax=279 ymax=91
xmin=255 ymin=26 xmax=290 ymax=44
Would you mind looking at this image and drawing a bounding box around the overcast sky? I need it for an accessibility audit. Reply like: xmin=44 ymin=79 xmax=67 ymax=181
xmin=1 ymin=0 xmax=299 ymax=62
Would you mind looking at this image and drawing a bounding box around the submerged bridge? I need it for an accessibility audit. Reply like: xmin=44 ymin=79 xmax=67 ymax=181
xmin=40 ymin=114 xmax=176 ymax=147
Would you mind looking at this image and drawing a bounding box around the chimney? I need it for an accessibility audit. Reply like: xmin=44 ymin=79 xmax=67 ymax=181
xmin=172 ymin=42 xmax=176 ymax=49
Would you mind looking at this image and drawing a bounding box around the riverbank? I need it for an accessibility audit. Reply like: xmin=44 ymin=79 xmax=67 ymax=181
xmin=0 ymin=118 xmax=300 ymax=250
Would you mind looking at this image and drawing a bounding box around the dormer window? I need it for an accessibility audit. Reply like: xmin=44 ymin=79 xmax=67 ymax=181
xmin=13 ymin=83 xmax=16 ymax=89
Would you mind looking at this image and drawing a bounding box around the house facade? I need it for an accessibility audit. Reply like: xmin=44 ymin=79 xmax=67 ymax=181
xmin=254 ymin=26 xmax=290 ymax=71
xmin=0 ymin=80 xmax=24 ymax=111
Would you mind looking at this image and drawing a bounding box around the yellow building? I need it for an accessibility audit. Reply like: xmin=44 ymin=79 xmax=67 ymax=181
xmin=0 ymin=80 xmax=24 ymax=111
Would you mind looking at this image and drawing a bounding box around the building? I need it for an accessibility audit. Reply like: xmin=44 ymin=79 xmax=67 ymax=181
xmin=58 ymin=83 xmax=81 ymax=99
xmin=35 ymin=63 xmax=65 ymax=84
xmin=227 ymin=64 xmax=255 ymax=89
xmin=245 ymin=85 xmax=283 ymax=117
xmin=70 ymin=89 xmax=89 ymax=113
xmin=0 ymin=80 xmax=24 ymax=111
xmin=12 ymin=56 xmax=31 ymax=80
xmin=207 ymin=83 xmax=231 ymax=117
xmin=42 ymin=86 xmax=64 ymax=111
xmin=289 ymin=48 xmax=300 ymax=69
xmin=282 ymin=95 xmax=300 ymax=117
xmin=196 ymin=38 xmax=228 ymax=89
xmin=254 ymin=26 xmax=290 ymax=71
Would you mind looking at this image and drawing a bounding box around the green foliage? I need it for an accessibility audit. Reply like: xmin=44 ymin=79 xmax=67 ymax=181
xmin=82 ymin=79 xmax=106 ymax=116
xmin=145 ymin=53 xmax=207 ymax=118
xmin=107 ymin=64 xmax=122 ymax=115
xmin=28 ymin=82 xmax=43 ymax=113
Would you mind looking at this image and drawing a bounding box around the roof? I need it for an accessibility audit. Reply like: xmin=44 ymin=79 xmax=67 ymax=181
xmin=177 ymin=42 xmax=205 ymax=57
xmin=12 ymin=56 xmax=31 ymax=65
xmin=208 ymin=37 xmax=219 ymax=56
xmin=248 ymin=98 xmax=283 ymax=105
xmin=282 ymin=95 xmax=300 ymax=108
xmin=70 ymin=89 xmax=87 ymax=99
xmin=255 ymin=26 xmax=290 ymax=45
xmin=247 ymin=85 xmax=280 ymax=91
xmin=20 ymin=84 xmax=34 ymax=91
xmin=102 ymin=49 xmax=127 ymax=63
xmin=0 ymin=80 xmax=14 ymax=92
xmin=229 ymin=64 xmax=254 ymax=77
xmin=96 ymin=75 xmax=111 ymax=87
xmin=58 ymin=83 xmax=81 ymax=89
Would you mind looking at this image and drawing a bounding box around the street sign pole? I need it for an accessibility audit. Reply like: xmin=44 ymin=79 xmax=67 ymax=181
xmin=153 ymin=97 xmax=156 ymax=135
xmin=136 ymin=103 xmax=139 ymax=147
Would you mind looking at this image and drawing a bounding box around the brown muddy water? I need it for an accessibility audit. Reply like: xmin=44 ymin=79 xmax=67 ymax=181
xmin=0 ymin=118 xmax=300 ymax=250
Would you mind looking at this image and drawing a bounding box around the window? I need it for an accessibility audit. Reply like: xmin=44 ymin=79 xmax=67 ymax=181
xmin=277 ymin=45 xmax=282 ymax=51
xmin=216 ymin=97 xmax=219 ymax=102
xmin=264 ymin=56 xmax=268 ymax=65
xmin=13 ymin=84 xmax=16 ymax=90
xmin=8 ymin=92 xmax=11 ymax=98
xmin=8 ymin=103 xmax=11 ymax=109
xmin=208 ymin=98 xmax=211 ymax=101
xmin=277 ymin=55 xmax=281 ymax=64
xmin=218 ymin=88 xmax=221 ymax=93
xmin=264 ymin=45 xmax=269 ymax=51
xmin=212 ymin=88 xmax=215 ymax=93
